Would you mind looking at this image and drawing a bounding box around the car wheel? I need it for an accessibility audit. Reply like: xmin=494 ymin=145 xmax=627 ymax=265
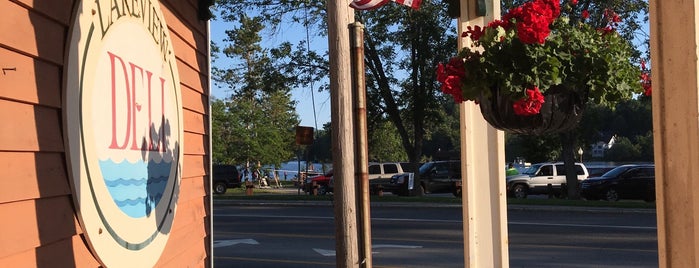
xmin=512 ymin=184 xmax=528 ymax=199
xmin=605 ymin=188 xmax=619 ymax=201
xmin=318 ymin=185 xmax=327 ymax=195
xmin=213 ymin=182 xmax=227 ymax=194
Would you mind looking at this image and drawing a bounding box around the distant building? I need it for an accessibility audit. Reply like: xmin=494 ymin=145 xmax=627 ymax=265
xmin=590 ymin=135 xmax=617 ymax=158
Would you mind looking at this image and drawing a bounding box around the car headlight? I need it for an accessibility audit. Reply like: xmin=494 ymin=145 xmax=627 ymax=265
xmin=396 ymin=176 xmax=406 ymax=184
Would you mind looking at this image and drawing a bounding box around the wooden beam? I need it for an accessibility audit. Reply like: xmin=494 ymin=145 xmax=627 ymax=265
xmin=649 ymin=1 xmax=699 ymax=267
xmin=458 ymin=0 xmax=510 ymax=267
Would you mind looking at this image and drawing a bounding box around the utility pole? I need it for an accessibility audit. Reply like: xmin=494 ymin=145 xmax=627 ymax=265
xmin=350 ymin=21 xmax=372 ymax=267
xmin=327 ymin=0 xmax=359 ymax=267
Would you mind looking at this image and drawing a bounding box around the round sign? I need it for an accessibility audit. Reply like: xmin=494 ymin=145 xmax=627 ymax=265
xmin=63 ymin=1 xmax=182 ymax=266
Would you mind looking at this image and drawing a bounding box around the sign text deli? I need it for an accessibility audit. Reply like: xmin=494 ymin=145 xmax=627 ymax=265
xmin=63 ymin=0 xmax=183 ymax=267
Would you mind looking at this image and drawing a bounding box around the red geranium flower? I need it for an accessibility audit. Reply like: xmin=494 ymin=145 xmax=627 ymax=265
xmin=437 ymin=57 xmax=467 ymax=102
xmin=512 ymin=86 xmax=545 ymax=116
xmin=464 ymin=25 xmax=484 ymax=43
xmin=506 ymin=0 xmax=560 ymax=44
xmin=582 ymin=10 xmax=590 ymax=19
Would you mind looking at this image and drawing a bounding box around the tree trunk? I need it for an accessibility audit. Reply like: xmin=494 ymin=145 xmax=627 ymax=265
xmin=560 ymin=130 xmax=580 ymax=199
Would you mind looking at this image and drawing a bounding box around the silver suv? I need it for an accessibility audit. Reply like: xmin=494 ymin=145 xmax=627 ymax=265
xmin=506 ymin=162 xmax=589 ymax=199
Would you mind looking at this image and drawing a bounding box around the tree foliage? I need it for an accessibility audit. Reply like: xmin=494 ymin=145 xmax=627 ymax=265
xmin=215 ymin=0 xmax=460 ymax=169
xmin=213 ymin=0 xmax=651 ymax=185
xmin=359 ymin=2 xmax=458 ymax=166
xmin=507 ymin=97 xmax=653 ymax=164
xmin=212 ymin=14 xmax=300 ymax=168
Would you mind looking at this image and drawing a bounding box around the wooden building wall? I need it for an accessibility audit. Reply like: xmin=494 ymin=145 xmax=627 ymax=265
xmin=0 ymin=0 xmax=212 ymax=267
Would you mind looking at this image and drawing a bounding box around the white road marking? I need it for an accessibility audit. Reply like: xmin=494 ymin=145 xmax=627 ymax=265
xmin=313 ymin=244 xmax=423 ymax=257
xmin=213 ymin=239 xmax=260 ymax=248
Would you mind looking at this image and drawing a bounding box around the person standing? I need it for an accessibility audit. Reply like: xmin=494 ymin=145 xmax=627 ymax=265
xmin=506 ymin=163 xmax=519 ymax=176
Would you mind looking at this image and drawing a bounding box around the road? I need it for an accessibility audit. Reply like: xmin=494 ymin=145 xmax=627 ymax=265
xmin=213 ymin=203 xmax=657 ymax=267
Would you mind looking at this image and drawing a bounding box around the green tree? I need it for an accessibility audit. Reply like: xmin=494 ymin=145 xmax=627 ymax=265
xmin=212 ymin=99 xmax=233 ymax=164
xmin=213 ymin=14 xmax=300 ymax=168
xmin=360 ymin=2 xmax=457 ymax=169
xmin=506 ymin=133 xmax=561 ymax=163
xmin=368 ymin=120 xmax=408 ymax=162
xmin=308 ymin=122 xmax=332 ymax=163
xmin=215 ymin=1 xmax=459 ymax=178
xmin=604 ymin=136 xmax=641 ymax=161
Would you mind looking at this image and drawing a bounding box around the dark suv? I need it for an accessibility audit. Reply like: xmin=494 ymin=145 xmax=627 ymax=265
xmin=386 ymin=160 xmax=461 ymax=197
xmin=580 ymin=164 xmax=655 ymax=202
xmin=212 ymin=164 xmax=241 ymax=194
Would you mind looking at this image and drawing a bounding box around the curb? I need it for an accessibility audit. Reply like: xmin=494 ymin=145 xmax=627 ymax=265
xmin=213 ymin=199 xmax=655 ymax=213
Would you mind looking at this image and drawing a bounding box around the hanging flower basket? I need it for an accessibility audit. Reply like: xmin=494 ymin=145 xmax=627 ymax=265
xmin=436 ymin=0 xmax=645 ymax=134
xmin=479 ymin=85 xmax=586 ymax=135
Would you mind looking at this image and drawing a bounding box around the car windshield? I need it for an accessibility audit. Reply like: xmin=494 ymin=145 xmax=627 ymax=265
xmin=418 ymin=162 xmax=435 ymax=175
xmin=521 ymin=164 xmax=542 ymax=175
xmin=601 ymin=166 xmax=634 ymax=177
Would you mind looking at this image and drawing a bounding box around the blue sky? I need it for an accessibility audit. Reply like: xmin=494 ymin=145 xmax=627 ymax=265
xmin=209 ymin=17 xmax=331 ymax=129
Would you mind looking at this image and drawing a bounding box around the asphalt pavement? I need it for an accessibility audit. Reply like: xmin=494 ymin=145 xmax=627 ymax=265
xmin=213 ymin=186 xmax=656 ymax=214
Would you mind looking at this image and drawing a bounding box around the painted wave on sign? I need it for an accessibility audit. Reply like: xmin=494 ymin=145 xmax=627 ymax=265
xmin=99 ymin=159 xmax=171 ymax=218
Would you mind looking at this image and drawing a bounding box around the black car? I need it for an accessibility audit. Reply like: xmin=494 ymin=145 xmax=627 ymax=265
xmin=385 ymin=160 xmax=461 ymax=197
xmin=212 ymin=164 xmax=242 ymax=194
xmin=580 ymin=164 xmax=655 ymax=202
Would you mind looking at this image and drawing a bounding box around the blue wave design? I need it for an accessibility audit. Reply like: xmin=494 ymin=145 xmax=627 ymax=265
xmin=103 ymin=176 xmax=169 ymax=188
xmin=104 ymin=178 xmax=147 ymax=187
xmin=115 ymin=197 xmax=147 ymax=207
xmin=99 ymin=159 xmax=173 ymax=218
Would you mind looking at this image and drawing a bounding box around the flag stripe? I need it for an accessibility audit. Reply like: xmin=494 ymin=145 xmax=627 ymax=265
xmin=350 ymin=0 xmax=421 ymax=10
xmin=349 ymin=0 xmax=390 ymax=10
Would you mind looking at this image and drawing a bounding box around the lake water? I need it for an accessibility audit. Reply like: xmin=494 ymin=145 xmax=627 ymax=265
xmin=245 ymin=160 xmax=331 ymax=181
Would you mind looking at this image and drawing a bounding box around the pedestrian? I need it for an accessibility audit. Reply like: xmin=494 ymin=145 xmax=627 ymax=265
xmin=506 ymin=163 xmax=519 ymax=176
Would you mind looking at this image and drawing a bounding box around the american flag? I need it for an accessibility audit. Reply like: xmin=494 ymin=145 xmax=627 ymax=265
xmin=350 ymin=0 xmax=421 ymax=10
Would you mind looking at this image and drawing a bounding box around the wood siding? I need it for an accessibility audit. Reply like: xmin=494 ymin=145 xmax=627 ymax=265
xmin=0 ymin=0 xmax=211 ymax=267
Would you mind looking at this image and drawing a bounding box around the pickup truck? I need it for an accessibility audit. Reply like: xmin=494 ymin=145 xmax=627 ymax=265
xmin=304 ymin=162 xmax=412 ymax=195
xmin=506 ymin=162 xmax=589 ymax=199
xmin=385 ymin=160 xmax=462 ymax=197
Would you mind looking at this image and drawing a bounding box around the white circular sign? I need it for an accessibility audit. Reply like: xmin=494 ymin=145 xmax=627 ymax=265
xmin=63 ymin=1 xmax=182 ymax=267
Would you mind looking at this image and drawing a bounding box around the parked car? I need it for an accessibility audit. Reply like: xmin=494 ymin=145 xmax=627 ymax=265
xmin=386 ymin=160 xmax=462 ymax=197
xmin=368 ymin=162 xmax=412 ymax=194
xmin=506 ymin=162 xmax=589 ymax=199
xmin=587 ymin=166 xmax=617 ymax=177
xmin=304 ymin=170 xmax=333 ymax=195
xmin=581 ymin=164 xmax=655 ymax=202
xmin=212 ymin=164 xmax=241 ymax=194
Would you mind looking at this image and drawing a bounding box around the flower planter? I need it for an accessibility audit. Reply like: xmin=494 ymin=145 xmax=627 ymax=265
xmin=478 ymin=85 xmax=586 ymax=135
xmin=436 ymin=0 xmax=644 ymax=131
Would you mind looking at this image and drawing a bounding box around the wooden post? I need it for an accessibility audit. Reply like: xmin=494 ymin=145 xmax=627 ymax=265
xmin=458 ymin=0 xmax=510 ymax=267
xmin=350 ymin=21 xmax=372 ymax=267
xmin=327 ymin=1 xmax=359 ymax=267
xmin=649 ymin=1 xmax=699 ymax=267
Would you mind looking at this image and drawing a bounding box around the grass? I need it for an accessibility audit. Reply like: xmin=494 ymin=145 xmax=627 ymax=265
xmin=507 ymin=197 xmax=655 ymax=209
xmin=215 ymin=185 xmax=656 ymax=209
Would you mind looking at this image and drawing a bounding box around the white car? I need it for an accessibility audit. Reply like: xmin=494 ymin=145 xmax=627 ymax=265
xmin=367 ymin=162 xmax=411 ymax=194
xmin=506 ymin=162 xmax=589 ymax=199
